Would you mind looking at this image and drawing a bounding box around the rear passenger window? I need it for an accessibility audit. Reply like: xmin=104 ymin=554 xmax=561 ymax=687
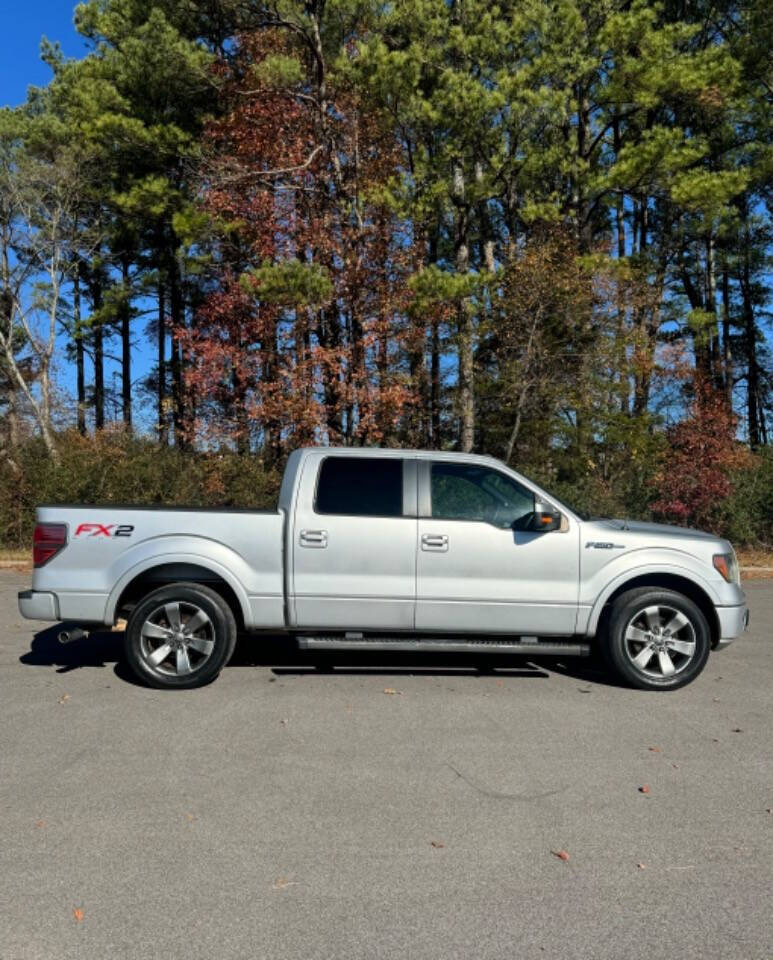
xmin=315 ymin=457 xmax=403 ymax=517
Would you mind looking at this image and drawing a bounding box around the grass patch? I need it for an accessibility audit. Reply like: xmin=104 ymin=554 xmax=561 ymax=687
xmin=0 ymin=549 xmax=30 ymax=563
xmin=737 ymin=548 xmax=773 ymax=578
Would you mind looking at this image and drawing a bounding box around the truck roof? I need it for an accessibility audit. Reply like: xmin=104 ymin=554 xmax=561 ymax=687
xmin=294 ymin=446 xmax=505 ymax=465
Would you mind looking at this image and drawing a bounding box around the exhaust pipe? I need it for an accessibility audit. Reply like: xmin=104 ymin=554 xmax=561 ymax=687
xmin=58 ymin=627 xmax=88 ymax=645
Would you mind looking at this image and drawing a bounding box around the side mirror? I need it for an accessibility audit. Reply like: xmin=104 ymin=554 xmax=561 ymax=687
xmin=513 ymin=503 xmax=562 ymax=533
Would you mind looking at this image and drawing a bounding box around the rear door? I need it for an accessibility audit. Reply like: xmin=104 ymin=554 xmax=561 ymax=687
xmin=415 ymin=460 xmax=579 ymax=634
xmin=290 ymin=453 xmax=418 ymax=630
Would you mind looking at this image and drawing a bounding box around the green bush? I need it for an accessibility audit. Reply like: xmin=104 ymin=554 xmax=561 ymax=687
xmin=713 ymin=446 xmax=773 ymax=547
xmin=0 ymin=429 xmax=282 ymax=550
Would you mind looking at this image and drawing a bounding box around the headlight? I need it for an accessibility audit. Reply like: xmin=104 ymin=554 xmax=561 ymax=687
xmin=713 ymin=552 xmax=740 ymax=584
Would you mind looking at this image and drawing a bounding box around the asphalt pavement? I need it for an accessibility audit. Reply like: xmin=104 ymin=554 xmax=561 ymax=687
xmin=1 ymin=571 xmax=771 ymax=960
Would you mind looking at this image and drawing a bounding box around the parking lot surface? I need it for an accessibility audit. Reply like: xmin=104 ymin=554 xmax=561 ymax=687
xmin=1 ymin=571 xmax=771 ymax=960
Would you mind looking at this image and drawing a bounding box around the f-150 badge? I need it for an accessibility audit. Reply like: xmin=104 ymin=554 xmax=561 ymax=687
xmin=585 ymin=541 xmax=624 ymax=549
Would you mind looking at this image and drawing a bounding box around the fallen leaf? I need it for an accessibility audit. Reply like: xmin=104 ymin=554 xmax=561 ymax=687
xmin=114 ymin=619 xmax=127 ymax=632
xmin=383 ymin=688 xmax=401 ymax=695
xmin=712 ymin=738 xmax=720 ymax=743
xmin=766 ymin=808 xmax=772 ymax=815
xmin=34 ymin=819 xmax=45 ymax=829
xmin=731 ymin=727 xmax=743 ymax=733
xmin=637 ymin=862 xmax=647 ymax=870
xmin=58 ymin=694 xmax=71 ymax=705
xmin=551 ymin=849 xmax=570 ymax=862
xmin=279 ymin=718 xmax=288 ymax=726
xmin=672 ymin=763 xmax=680 ymax=769
xmin=494 ymin=678 xmax=505 ymax=687
xmin=648 ymin=746 xmax=661 ymax=753
xmin=73 ymin=908 xmax=84 ymax=923
xmin=272 ymin=877 xmax=297 ymax=890
xmin=430 ymin=841 xmax=445 ymax=849
xmin=639 ymin=785 xmax=651 ymax=795
xmin=577 ymin=687 xmax=592 ymax=694
xmin=712 ymin=697 xmax=721 ymax=703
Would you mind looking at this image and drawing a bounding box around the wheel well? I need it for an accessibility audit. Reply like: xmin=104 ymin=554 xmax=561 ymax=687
xmin=598 ymin=573 xmax=720 ymax=648
xmin=115 ymin=563 xmax=245 ymax=630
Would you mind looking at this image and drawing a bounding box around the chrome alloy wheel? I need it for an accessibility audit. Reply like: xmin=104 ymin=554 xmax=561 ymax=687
xmin=139 ymin=601 xmax=216 ymax=678
xmin=623 ymin=604 xmax=697 ymax=680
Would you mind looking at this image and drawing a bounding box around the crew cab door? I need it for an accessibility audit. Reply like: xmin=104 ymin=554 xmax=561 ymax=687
xmin=290 ymin=453 xmax=417 ymax=630
xmin=415 ymin=460 xmax=579 ymax=634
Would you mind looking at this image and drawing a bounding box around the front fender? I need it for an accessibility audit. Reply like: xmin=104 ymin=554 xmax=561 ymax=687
xmin=104 ymin=536 xmax=254 ymax=627
xmin=582 ymin=552 xmax=722 ymax=636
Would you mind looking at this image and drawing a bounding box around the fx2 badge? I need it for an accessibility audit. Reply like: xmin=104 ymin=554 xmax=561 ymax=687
xmin=75 ymin=523 xmax=135 ymax=538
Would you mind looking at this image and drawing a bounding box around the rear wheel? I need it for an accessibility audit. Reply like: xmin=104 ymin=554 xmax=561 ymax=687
xmin=124 ymin=582 xmax=237 ymax=689
xmin=602 ymin=587 xmax=710 ymax=690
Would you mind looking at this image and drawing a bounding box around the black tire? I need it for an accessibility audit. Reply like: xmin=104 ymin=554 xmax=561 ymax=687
xmin=601 ymin=587 xmax=711 ymax=691
xmin=124 ymin=582 xmax=237 ymax=690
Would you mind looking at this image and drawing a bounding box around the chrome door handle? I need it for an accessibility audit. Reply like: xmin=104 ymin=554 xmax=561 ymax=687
xmin=300 ymin=529 xmax=328 ymax=548
xmin=421 ymin=533 xmax=448 ymax=552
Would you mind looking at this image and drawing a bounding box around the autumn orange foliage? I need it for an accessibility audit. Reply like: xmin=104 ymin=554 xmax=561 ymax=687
xmin=651 ymin=378 xmax=752 ymax=530
xmin=180 ymin=32 xmax=419 ymax=457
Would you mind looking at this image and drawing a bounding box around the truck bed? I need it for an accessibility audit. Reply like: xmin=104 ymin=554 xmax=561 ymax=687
xmin=31 ymin=504 xmax=286 ymax=628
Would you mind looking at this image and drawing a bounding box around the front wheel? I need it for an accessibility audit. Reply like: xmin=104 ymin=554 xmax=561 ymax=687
xmin=602 ymin=587 xmax=711 ymax=690
xmin=124 ymin=582 xmax=237 ymax=689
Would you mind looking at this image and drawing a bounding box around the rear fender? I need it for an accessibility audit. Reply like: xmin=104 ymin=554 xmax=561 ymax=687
xmin=104 ymin=537 xmax=253 ymax=627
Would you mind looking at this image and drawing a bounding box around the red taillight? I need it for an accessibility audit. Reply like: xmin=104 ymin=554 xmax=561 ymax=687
xmin=33 ymin=523 xmax=67 ymax=567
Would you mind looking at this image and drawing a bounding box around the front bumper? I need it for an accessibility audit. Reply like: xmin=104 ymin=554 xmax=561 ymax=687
xmin=714 ymin=602 xmax=749 ymax=649
xmin=18 ymin=590 xmax=59 ymax=621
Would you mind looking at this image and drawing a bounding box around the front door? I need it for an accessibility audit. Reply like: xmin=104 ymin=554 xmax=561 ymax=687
xmin=415 ymin=460 xmax=579 ymax=635
xmin=291 ymin=453 xmax=417 ymax=631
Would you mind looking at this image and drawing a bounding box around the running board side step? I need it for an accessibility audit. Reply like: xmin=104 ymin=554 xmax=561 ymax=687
xmin=297 ymin=636 xmax=590 ymax=657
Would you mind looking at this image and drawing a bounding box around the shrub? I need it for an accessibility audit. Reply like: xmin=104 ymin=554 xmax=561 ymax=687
xmin=0 ymin=428 xmax=282 ymax=550
xmin=650 ymin=384 xmax=753 ymax=534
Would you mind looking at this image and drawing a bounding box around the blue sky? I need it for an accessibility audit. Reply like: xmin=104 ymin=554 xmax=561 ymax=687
xmin=2 ymin=2 xmax=159 ymax=427
xmin=0 ymin=3 xmax=88 ymax=109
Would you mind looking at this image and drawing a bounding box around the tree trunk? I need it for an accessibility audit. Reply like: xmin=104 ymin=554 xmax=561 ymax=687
xmin=426 ymin=229 xmax=441 ymax=448
xmin=574 ymin=85 xmax=592 ymax=252
xmin=504 ymin=315 xmax=540 ymax=463
xmin=721 ymin=267 xmax=732 ymax=407
xmin=157 ymin=278 xmax=167 ymax=444
xmin=631 ymin=198 xmax=650 ymax=417
xmin=454 ymin=163 xmax=474 ymax=452
xmin=705 ymin=233 xmax=721 ymax=391
xmin=73 ymin=266 xmax=86 ymax=435
xmin=169 ymin=255 xmax=183 ymax=446
xmin=92 ymin=278 xmax=105 ymax=430
xmin=476 ymin=162 xmax=496 ymax=275
xmin=613 ymin=115 xmax=629 ymax=415
xmin=430 ymin=317 xmax=440 ymax=448
xmin=741 ymin=247 xmax=761 ymax=448
xmin=121 ymin=258 xmax=132 ymax=427
xmin=317 ymin=306 xmax=343 ymax=442
xmin=6 ymin=389 xmax=18 ymax=449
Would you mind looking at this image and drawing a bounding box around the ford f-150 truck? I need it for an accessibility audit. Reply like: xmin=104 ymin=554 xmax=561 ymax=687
xmin=18 ymin=446 xmax=748 ymax=690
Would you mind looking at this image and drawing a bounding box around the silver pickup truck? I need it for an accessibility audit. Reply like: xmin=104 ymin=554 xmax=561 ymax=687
xmin=19 ymin=446 xmax=748 ymax=691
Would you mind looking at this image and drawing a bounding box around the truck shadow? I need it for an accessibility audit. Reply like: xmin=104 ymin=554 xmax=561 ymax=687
xmin=21 ymin=624 xmax=621 ymax=688
xmin=21 ymin=624 xmax=125 ymax=674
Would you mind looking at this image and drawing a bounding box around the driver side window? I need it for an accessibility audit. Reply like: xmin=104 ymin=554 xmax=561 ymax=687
xmin=430 ymin=462 xmax=534 ymax=528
